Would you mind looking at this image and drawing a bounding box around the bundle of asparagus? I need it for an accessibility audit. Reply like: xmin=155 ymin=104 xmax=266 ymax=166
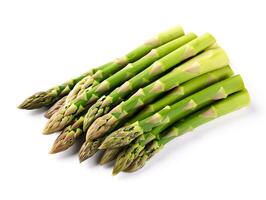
xmin=19 ymin=25 xmax=250 ymax=175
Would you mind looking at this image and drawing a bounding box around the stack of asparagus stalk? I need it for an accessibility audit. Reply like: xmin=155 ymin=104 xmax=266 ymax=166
xmin=19 ymin=25 xmax=250 ymax=175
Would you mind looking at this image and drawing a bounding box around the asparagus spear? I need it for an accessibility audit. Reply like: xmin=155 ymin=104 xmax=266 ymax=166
xmin=86 ymin=46 xmax=228 ymax=140
xmin=49 ymin=116 xmax=84 ymax=153
xmin=19 ymin=26 xmax=184 ymax=110
xmin=85 ymin=44 xmax=221 ymax=131
xmin=82 ymin=34 xmax=216 ymax=132
xmin=125 ymin=90 xmax=250 ymax=173
xmin=127 ymin=66 xmax=233 ymax=123
xmin=82 ymin=33 xmax=197 ymax=131
xmin=97 ymin=66 xmax=233 ymax=164
xmin=101 ymin=75 xmax=245 ymax=151
xmin=44 ymin=28 xmax=194 ymax=134
xmin=111 ymin=77 xmax=245 ymax=174
xmin=79 ymin=47 xmax=228 ymax=159
xmin=91 ymin=26 xmax=185 ymax=81
xmin=45 ymin=96 xmax=67 ymax=118
xmin=65 ymin=29 xmax=190 ymax=109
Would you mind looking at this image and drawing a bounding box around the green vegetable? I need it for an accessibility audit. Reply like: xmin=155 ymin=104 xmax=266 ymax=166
xmin=125 ymin=90 xmax=250 ymax=173
xmin=127 ymin=66 xmax=233 ymax=123
xmin=86 ymin=66 xmax=233 ymax=163
xmin=101 ymin=75 xmax=244 ymax=151
xmin=82 ymin=33 xmax=197 ymax=131
xmin=86 ymin=46 xmax=228 ymax=140
xmin=19 ymin=26 xmax=184 ymax=110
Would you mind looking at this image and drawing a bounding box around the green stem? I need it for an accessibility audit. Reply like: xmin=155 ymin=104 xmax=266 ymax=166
xmin=43 ymin=27 xmax=188 ymax=134
xmin=19 ymin=26 xmax=183 ymax=110
xmin=100 ymin=75 xmax=245 ymax=150
xmin=106 ymin=66 xmax=233 ymax=167
xmin=82 ymin=33 xmax=197 ymax=131
xmin=127 ymin=66 xmax=233 ymax=123
xmin=87 ymin=46 xmax=228 ymax=140
xmin=125 ymin=90 xmax=250 ymax=172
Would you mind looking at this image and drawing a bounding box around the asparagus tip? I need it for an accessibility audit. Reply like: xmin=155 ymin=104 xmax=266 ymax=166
xmin=112 ymin=168 xmax=121 ymax=176
xmin=99 ymin=153 xmax=111 ymax=165
xmin=79 ymin=142 xmax=90 ymax=163
xmin=17 ymin=100 xmax=33 ymax=109
xmin=18 ymin=91 xmax=51 ymax=109
xmin=49 ymin=143 xmax=63 ymax=154
xmin=99 ymin=123 xmax=142 ymax=149
xmin=43 ymin=119 xmax=62 ymax=134
xmin=17 ymin=103 xmax=24 ymax=109
xmin=86 ymin=114 xmax=117 ymax=140
xmin=42 ymin=128 xmax=53 ymax=135
xmin=79 ymin=153 xmax=88 ymax=163
xmin=99 ymin=148 xmax=121 ymax=165
xmin=49 ymin=148 xmax=58 ymax=154
xmin=98 ymin=159 xmax=105 ymax=165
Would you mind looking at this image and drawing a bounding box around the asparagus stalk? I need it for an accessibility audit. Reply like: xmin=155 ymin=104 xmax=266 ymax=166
xmin=127 ymin=66 xmax=233 ymax=123
xmin=101 ymin=75 xmax=245 ymax=151
xmin=44 ymin=28 xmax=193 ymax=134
xmin=91 ymin=26 xmax=185 ymax=81
xmin=86 ymin=46 xmax=228 ymax=140
xmin=82 ymin=34 xmax=216 ymax=132
xmin=89 ymin=43 xmax=221 ymax=131
xmin=111 ymin=77 xmax=246 ymax=174
xmin=82 ymin=33 xmax=197 ymax=131
xmin=45 ymin=96 xmax=67 ymax=118
xmin=66 ymin=29 xmax=190 ymax=109
xmin=19 ymin=26 xmax=184 ymax=110
xmin=98 ymin=66 xmax=233 ymax=165
xmin=125 ymin=90 xmax=250 ymax=173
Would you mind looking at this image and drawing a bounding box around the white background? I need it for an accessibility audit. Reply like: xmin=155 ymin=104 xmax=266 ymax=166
xmin=0 ymin=0 xmax=265 ymax=199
